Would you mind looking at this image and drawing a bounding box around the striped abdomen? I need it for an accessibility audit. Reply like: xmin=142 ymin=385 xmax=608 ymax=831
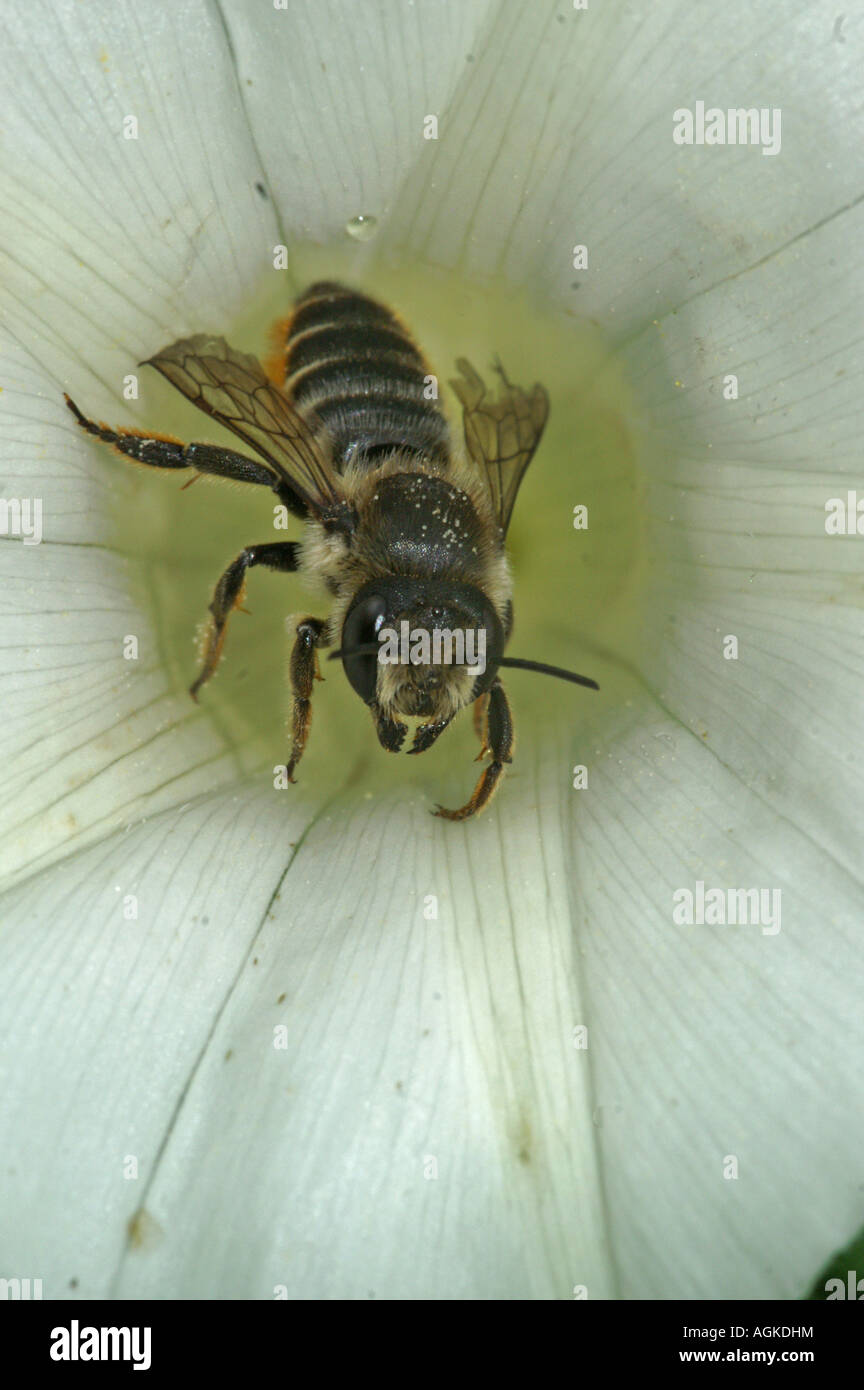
xmin=277 ymin=282 xmax=450 ymax=471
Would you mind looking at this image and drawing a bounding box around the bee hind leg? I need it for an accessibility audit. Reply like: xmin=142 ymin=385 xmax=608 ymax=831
xmin=64 ymin=395 xmax=305 ymax=516
xmin=284 ymin=617 xmax=328 ymax=782
xmin=434 ymin=679 xmax=513 ymax=822
xmin=191 ymin=542 xmax=300 ymax=701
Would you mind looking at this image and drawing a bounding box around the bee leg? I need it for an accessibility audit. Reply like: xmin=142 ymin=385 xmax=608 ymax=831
xmin=284 ymin=617 xmax=328 ymax=782
xmin=434 ymin=679 xmax=513 ymax=822
xmin=190 ymin=542 xmax=300 ymax=701
xmin=64 ymin=395 xmax=305 ymax=516
xmin=407 ymin=715 xmax=453 ymax=755
xmin=472 ymin=692 xmax=490 ymax=760
xmin=372 ymin=706 xmax=408 ymax=753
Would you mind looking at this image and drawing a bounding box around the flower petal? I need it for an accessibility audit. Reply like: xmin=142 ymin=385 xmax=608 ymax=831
xmin=0 ymin=776 xmax=613 ymax=1299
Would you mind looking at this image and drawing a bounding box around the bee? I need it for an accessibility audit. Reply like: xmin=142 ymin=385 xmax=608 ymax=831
xmin=65 ymin=281 xmax=597 ymax=820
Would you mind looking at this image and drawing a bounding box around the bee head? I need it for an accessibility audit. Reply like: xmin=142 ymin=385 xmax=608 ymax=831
xmin=339 ymin=578 xmax=505 ymax=719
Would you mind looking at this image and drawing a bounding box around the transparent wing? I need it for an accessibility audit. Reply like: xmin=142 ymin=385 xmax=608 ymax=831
xmin=450 ymin=357 xmax=549 ymax=538
xmin=144 ymin=335 xmax=343 ymax=514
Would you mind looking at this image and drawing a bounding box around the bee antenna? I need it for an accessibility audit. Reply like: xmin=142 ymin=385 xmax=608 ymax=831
xmin=495 ymin=657 xmax=599 ymax=690
xmin=327 ymin=643 xmax=381 ymax=661
xmin=328 ymin=646 xmax=599 ymax=689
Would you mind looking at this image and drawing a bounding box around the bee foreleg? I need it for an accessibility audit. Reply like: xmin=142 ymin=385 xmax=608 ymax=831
xmin=407 ymin=715 xmax=453 ymax=755
xmin=433 ymin=679 xmax=513 ymax=822
xmin=284 ymin=617 xmax=328 ymax=782
xmin=190 ymin=541 xmax=300 ymax=701
xmin=372 ymin=706 xmax=408 ymax=754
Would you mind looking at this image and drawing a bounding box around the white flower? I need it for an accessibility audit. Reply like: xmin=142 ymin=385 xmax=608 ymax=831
xmin=1 ymin=0 xmax=861 ymax=1299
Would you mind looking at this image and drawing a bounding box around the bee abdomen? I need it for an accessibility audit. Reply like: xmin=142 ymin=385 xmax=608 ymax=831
xmin=280 ymin=282 xmax=450 ymax=468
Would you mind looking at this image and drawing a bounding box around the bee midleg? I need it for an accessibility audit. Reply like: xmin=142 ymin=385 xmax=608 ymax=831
xmin=64 ymin=395 xmax=306 ymax=516
xmin=285 ymin=617 xmax=328 ymax=782
xmin=191 ymin=542 xmax=300 ymax=701
xmin=434 ymin=679 xmax=513 ymax=822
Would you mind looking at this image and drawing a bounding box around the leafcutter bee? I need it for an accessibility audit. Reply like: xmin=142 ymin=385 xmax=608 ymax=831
xmin=65 ymin=281 xmax=597 ymax=819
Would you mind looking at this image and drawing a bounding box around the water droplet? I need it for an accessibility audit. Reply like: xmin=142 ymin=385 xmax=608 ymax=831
xmin=345 ymin=214 xmax=378 ymax=242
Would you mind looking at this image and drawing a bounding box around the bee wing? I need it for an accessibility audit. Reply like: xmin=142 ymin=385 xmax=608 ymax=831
xmin=144 ymin=335 xmax=343 ymax=515
xmin=450 ymin=357 xmax=549 ymax=538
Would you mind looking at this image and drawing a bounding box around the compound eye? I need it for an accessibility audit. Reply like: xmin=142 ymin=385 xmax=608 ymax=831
xmin=341 ymin=593 xmax=388 ymax=703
